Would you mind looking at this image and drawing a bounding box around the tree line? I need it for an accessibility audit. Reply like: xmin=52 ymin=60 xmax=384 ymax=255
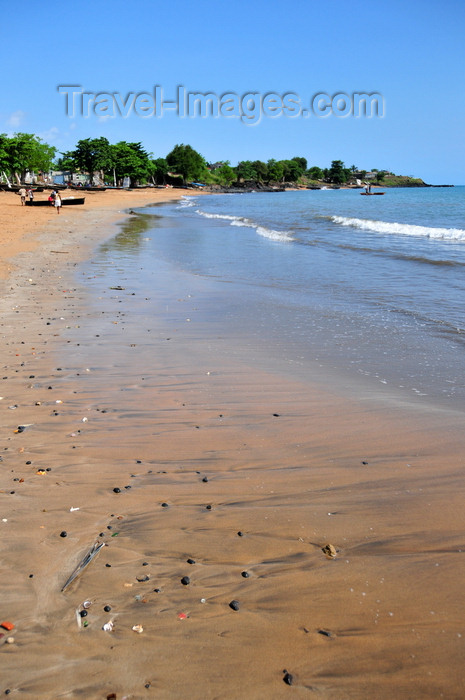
xmin=0 ymin=133 xmax=386 ymax=187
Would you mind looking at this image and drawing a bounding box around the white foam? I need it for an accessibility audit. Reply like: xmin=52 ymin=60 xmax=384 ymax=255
xmin=178 ymin=196 xmax=197 ymax=208
xmin=331 ymin=216 xmax=465 ymax=242
xmin=195 ymin=209 xmax=293 ymax=242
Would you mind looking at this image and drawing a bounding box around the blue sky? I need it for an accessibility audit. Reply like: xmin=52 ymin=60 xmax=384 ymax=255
xmin=1 ymin=0 xmax=464 ymax=183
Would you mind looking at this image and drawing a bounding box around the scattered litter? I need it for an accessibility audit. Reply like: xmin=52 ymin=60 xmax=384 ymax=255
xmin=0 ymin=622 xmax=14 ymax=632
xmin=82 ymin=417 xmax=88 ymax=423
xmin=102 ymin=621 xmax=114 ymax=632
xmin=177 ymin=612 xmax=188 ymax=620
xmin=132 ymin=624 xmax=143 ymax=634
xmin=36 ymin=469 xmax=47 ymax=475
xmin=61 ymin=541 xmax=105 ymax=592
xmin=69 ymin=507 xmax=80 ymax=512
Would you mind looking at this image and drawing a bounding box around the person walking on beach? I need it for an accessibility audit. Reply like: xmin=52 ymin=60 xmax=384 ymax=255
xmin=18 ymin=187 xmax=27 ymax=205
xmin=27 ymin=187 xmax=34 ymax=203
xmin=55 ymin=192 xmax=62 ymax=214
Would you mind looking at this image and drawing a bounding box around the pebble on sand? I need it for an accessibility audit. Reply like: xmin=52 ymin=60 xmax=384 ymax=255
xmin=321 ymin=543 xmax=337 ymax=558
xmin=283 ymin=671 xmax=294 ymax=685
xmin=229 ymin=600 xmax=240 ymax=611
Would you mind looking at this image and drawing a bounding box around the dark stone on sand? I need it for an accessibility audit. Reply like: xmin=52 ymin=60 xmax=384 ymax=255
xmin=273 ymin=413 xmax=280 ymax=417
xmin=136 ymin=575 xmax=150 ymax=582
xmin=202 ymin=476 xmax=208 ymax=482
xmin=161 ymin=502 xmax=169 ymax=508
xmin=318 ymin=629 xmax=333 ymax=637
xmin=142 ymin=562 xmax=149 ymax=566
xmin=181 ymin=576 xmax=190 ymax=586
xmin=229 ymin=600 xmax=240 ymax=611
xmin=187 ymin=558 xmax=195 ymax=565
xmin=26 ymin=461 xmax=31 ymax=465
xmin=79 ymin=610 xmax=88 ymax=618
xmin=106 ymin=563 xmax=112 ymax=568
xmin=60 ymin=531 xmax=67 ymax=538
xmin=283 ymin=671 xmax=293 ymax=685
xmin=113 ymin=487 xmax=121 ymax=493
xmin=237 ymin=531 xmax=244 ymax=537
xmin=104 ymin=605 xmax=112 ymax=612
xmin=241 ymin=571 xmax=250 ymax=578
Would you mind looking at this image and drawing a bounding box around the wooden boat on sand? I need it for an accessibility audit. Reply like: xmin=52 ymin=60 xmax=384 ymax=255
xmin=26 ymin=197 xmax=86 ymax=206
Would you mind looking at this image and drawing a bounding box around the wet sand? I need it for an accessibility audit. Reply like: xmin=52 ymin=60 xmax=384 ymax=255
xmin=1 ymin=190 xmax=465 ymax=699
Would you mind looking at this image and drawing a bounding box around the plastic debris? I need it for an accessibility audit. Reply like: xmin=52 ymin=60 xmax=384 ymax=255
xmin=102 ymin=621 xmax=114 ymax=632
xmin=132 ymin=624 xmax=143 ymax=634
xmin=61 ymin=541 xmax=105 ymax=592
xmin=0 ymin=622 xmax=14 ymax=631
xmin=177 ymin=612 xmax=188 ymax=620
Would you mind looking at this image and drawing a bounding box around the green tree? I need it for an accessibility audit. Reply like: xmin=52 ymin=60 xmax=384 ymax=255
xmin=110 ymin=141 xmax=152 ymax=186
xmin=151 ymin=157 xmax=169 ymax=185
xmin=215 ymin=161 xmax=236 ymax=185
xmin=236 ymin=160 xmax=257 ymax=181
xmin=307 ymin=166 xmax=324 ymax=181
xmin=267 ymin=159 xmax=284 ymax=182
xmin=281 ymin=159 xmax=303 ymax=182
xmin=70 ymin=137 xmax=112 ymax=184
xmin=251 ymin=160 xmax=268 ymax=182
xmin=166 ymin=143 xmax=207 ymax=184
xmin=375 ymin=170 xmax=386 ymax=183
xmin=291 ymin=156 xmax=307 ymax=173
xmin=327 ymin=159 xmax=347 ymax=184
xmin=4 ymin=133 xmax=56 ymax=183
xmin=0 ymin=134 xmax=9 ymax=179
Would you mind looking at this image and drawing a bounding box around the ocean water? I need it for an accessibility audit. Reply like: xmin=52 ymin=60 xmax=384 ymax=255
xmin=91 ymin=187 xmax=465 ymax=411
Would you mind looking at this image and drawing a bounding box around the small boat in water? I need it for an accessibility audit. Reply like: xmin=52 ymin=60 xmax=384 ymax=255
xmin=26 ymin=197 xmax=86 ymax=207
xmin=360 ymin=192 xmax=385 ymax=196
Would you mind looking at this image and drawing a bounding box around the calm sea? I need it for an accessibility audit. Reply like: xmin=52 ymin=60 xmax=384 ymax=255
xmin=89 ymin=187 xmax=465 ymax=412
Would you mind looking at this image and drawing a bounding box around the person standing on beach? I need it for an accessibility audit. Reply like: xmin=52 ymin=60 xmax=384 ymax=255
xmin=27 ymin=187 xmax=34 ymax=203
xmin=55 ymin=192 xmax=62 ymax=214
xmin=18 ymin=187 xmax=27 ymax=205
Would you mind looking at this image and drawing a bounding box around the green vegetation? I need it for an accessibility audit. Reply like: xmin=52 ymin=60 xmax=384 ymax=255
xmin=0 ymin=133 xmax=429 ymax=189
xmin=0 ymin=133 xmax=56 ymax=184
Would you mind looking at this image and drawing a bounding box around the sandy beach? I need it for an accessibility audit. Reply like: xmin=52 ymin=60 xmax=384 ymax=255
xmin=1 ymin=188 xmax=465 ymax=699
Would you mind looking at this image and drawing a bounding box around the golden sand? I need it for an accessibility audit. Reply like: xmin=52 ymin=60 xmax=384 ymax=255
xmin=1 ymin=188 xmax=464 ymax=699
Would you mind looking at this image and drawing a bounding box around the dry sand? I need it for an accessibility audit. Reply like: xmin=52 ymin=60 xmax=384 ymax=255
xmin=1 ymin=188 xmax=464 ymax=699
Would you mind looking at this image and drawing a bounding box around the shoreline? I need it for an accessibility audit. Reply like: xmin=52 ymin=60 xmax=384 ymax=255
xmin=1 ymin=190 xmax=465 ymax=698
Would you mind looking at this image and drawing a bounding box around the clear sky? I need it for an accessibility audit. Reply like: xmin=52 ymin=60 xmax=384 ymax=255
xmin=1 ymin=0 xmax=464 ymax=184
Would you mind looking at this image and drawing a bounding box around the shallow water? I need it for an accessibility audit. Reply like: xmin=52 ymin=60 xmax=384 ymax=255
xmin=83 ymin=188 xmax=465 ymax=411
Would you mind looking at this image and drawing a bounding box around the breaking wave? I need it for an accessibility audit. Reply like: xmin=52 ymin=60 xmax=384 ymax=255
xmin=195 ymin=209 xmax=293 ymax=242
xmin=331 ymin=216 xmax=465 ymax=242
